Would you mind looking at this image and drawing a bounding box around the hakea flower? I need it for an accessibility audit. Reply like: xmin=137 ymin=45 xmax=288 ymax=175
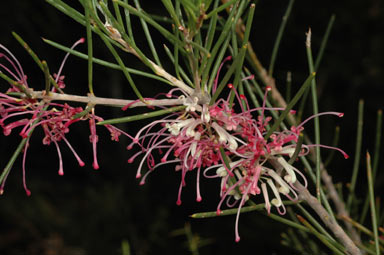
xmin=0 ymin=41 xmax=130 ymax=195
xmin=128 ymin=59 xmax=349 ymax=242
xmin=202 ymin=86 xmax=348 ymax=242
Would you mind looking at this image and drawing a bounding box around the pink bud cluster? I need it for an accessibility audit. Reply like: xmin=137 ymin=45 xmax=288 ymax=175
xmin=0 ymin=42 xmax=129 ymax=195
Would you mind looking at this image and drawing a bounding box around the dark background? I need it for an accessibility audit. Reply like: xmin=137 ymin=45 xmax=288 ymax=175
xmin=0 ymin=0 xmax=383 ymax=254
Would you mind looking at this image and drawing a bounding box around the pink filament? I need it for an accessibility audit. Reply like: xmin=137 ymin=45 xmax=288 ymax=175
xmin=53 ymin=140 xmax=64 ymax=176
xmin=22 ymin=139 xmax=31 ymax=196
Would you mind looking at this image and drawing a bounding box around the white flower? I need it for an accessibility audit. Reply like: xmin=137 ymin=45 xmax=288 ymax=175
xmin=201 ymin=104 xmax=210 ymax=123
xmin=166 ymin=118 xmax=195 ymax=136
xmin=267 ymin=170 xmax=290 ymax=195
xmin=277 ymin=157 xmax=297 ymax=183
xmin=215 ymin=160 xmax=243 ymax=177
xmin=212 ymin=122 xmax=238 ymax=151
xmin=190 ymin=132 xmax=201 ymax=157
xmin=271 ymin=146 xmax=296 ymax=157
xmin=182 ymin=96 xmax=202 ymax=112
xmin=267 ymin=179 xmax=283 ymax=207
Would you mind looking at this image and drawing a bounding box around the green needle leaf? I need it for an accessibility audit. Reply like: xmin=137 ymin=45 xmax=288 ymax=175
xmin=264 ymin=72 xmax=316 ymax=139
xmin=347 ymin=99 xmax=364 ymax=212
xmin=366 ymin=152 xmax=380 ymax=254
xmin=42 ymin=38 xmax=171 ymax=85
xmin=314 ymin=14 xmax=336 ymax=70
xmin=204 ymin=0 xmax=237 ymax=19
xmin=97 ymin=105 xmax=186 ymax=125
xmin=296 ymin=215 xmax=345 ymax=255
xmin=12 ymin=32 xmax=63 ymax=93
xmin=268 ymin=0 xmax=295 ymax=76
xmin=288 ymin=133 xmax=304 ymax=165
xmin=191 ymin=200 xmax=297 ymax=218
xmin=0 ymin=138 xmax=28 ymax=191
xmin=84 ymin=0 xmax=94 ymax=95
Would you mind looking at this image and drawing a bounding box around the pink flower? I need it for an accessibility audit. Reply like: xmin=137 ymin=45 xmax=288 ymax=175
xmin=128 ymin=64 xmax=348 ymax=242
xmin=0 ymin=41 xmax=128 ymax=195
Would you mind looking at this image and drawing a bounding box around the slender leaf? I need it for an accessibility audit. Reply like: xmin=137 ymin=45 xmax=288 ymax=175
xmin=98 ymin=105 xmax=186 ymax=125
xmin=347 ymin=99 xmax=364 ymax=212
xmin=264 ymin=72 xmax=316 ymax=139
xmin=366 ymin=152 xmax=380 ymax=254
xmin=268 ymin=0 xmax=295 ymax=76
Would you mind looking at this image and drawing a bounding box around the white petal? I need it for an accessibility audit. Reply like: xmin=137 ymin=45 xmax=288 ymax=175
xmin=267 ymin=179 xmax=283 ymax=207
xmin=277 ymin=157 xmax=297 ymax=183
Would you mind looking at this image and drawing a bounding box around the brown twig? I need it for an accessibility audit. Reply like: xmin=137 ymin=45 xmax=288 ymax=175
xmin=226 ymin=0 xmax=363 ymax=249
xmin=263 ymin=52 xmax=363 ymax=248
xmin=294 ymin=181 xmax=362 ymax=255
xmin=29 ymin=91 xmax=184 ymax=108
xmin=321 ymin=163 xmax=363 ymax=245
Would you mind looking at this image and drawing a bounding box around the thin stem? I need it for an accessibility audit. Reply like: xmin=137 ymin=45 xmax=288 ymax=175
xmin=296 ymin=215 xmax=345 ymax=255
xmin=300 ymin=156 xmax=336 ymax=221
xmin=287 ymin=133 xmax=304 ymax=165
xmin=209 ymin=46 xmax=247 ymax=104
xmin=134 ymin=0 xmax=162 ymax=67
xmin=305 ymin=29 xmax=321 ymax=201
xmin=42 ymin=60 xmax=50 ymax=94
xmin=122 ymin=0 xmax=135 ymax=43
xmin=285 ymin=71 xmax=292 ymax=102
xmin=264 ymin=72 xmax=316 ymax=139
xmin=28 ymin=91 xmax=184 ymax=108
xmin=0 ymin=72 xmax=32 ymax=98
xmin=296 ymin=204 xmax=336 ymax=244
xmin=360 ymin=109 xmax=382 ymax=224
xmin=114 ymin=0 xmax=182 ymax=47
xmin=12 ymin=32 xmax=63 ymax=93
xmin=0 ymin=138 xmax=28 ymax=190
xmin=161 ymin=0 xmax=181 ymax=27
xmin=201 ymin=1 xmax=242 ymax=88
xmin=205 ymin=0 xmax=237 ymax=19
xmin=229 ymin=3 xmax=255 ymax=106
xmin=324 ymin=126 xmax=340 ymax=167
xmin=347 ymin=99 xmax=364 ymax=212
xmin=121 ymin=240 xmax=131 ymax=255
xmin=314 ymin=14 xmax=336 ymax=70
xmin=191 ymin=200 xmax=297 ymax=218
xmin=0 ymin=104 xmax=49 ymax=191
xmin=46 ymin=0 xmax=85 ymax=26
xmin=98 ymin=105 xmax=186 ymax=125
xmin=294 ymin=181 xmax=362 ymax=255
xmin=84 ymin=0 xmax=94 ymax=95
xmin=42 ymin=37 xmax=171 ymax=85
xmin=321 ymin=163 xmax=362 ymax=246
xmin=340 ymin=215 xmax=384 ymax=246
xmin=268 ymin=0 xmax=295 ymax=76
xmin=366 ymin=152 xmax=380 ymax=254
xmin=96 ymin=27 xmax=145 ymax=101
xmin=163 ymin=44 xmax=194 ymax=87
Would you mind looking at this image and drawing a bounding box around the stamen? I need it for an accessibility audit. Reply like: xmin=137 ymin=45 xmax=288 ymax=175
xmin=261 ymin=182 xmax=271 ymax=214
xmin=62 ymin=136 xmax=85 ymax=167
xmin=296 ymin=111 xmax=344 ymax=131
xmin=267 ymin=179 xmax=282 ymax=207
xmin=277 ymin=157 xmax=297 ymax=183
xmin=22 ymin=139 xmax=31 ymax=196
xmin=196 ymin=166 xmax=202 ymax=202
xmin=55 ymin=38 xmax=85 ymax=81
xmin=89 ymin=118 xmax=99 ymax=170
xmin=53 ymin=140 xmax=64 ymax=176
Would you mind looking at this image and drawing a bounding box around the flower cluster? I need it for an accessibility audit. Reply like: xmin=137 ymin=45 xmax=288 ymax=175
xmin=0 ymin=40 xmax=349 ymax=242
xmin=0 ymin=42 xmax=128 ymax=195
xmin=128 ymin=77 xmax=348 ymax=242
